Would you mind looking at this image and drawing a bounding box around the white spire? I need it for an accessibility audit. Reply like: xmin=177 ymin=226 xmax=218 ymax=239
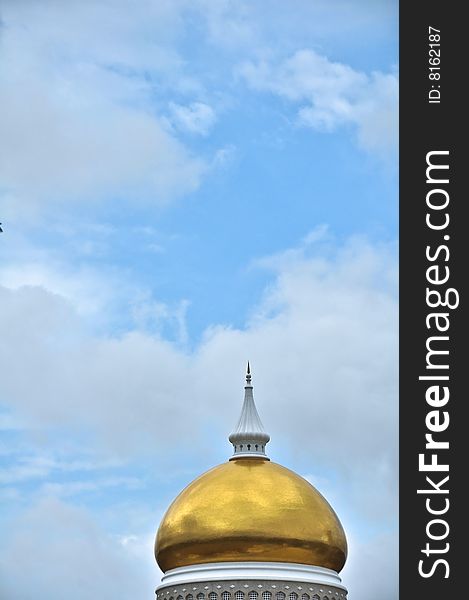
xmin=228 ymin=362 xmax=270 ymax=460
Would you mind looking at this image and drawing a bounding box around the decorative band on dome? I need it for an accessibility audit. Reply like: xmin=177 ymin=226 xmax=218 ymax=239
xmin=156 ymin=562 xmax=348 ymax=597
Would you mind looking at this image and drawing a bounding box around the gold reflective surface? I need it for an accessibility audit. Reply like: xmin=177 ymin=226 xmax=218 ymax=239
xmin=155 ymin=459 xmax=347 ymax=573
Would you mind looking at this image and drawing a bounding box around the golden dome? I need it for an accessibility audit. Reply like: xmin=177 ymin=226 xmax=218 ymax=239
xmin=155 ymin=457 xmax=347 ymax=573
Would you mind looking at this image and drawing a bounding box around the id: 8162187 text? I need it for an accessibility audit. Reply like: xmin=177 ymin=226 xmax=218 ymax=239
xmin=428 ymin=26 xmax=441 ymax=104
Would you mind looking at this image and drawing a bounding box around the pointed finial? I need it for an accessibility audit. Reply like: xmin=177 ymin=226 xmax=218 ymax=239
xmin=228 ymin=364 xmax=270 ymax=460
xmin=246 ymin=361 xmax=251 ymax=385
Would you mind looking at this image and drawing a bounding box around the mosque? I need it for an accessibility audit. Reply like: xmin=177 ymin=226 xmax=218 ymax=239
xmin=154 ymin=365 xmax=349 ymax=600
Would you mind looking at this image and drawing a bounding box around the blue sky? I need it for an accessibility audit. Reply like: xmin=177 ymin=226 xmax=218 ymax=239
xmin=0 ymin=2 xmax=398 ymax=599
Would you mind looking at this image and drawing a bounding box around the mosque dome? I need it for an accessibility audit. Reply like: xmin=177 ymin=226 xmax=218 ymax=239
xmin=155 ymin=458 xmax=347 ymax=573
xmin=155 ymin=364 xmax=347 ymax=576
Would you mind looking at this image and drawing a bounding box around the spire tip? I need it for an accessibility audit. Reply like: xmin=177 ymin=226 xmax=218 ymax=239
xmin=246 ymin=361 xmax=251 ymax=384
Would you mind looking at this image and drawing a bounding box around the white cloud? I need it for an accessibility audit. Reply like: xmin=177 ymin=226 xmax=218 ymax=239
xmin=0 ymin=411 xmax=26 ymax=432
xmin=342 ymin=530 xmax=398 ymax=600
xmin=239 ymin=49 xmax=398 ymax=157
xmin=131 ymin=296 xmax=190 ymax=346
xmin=0 ymin=459 xmax=52 ymax=485
xmin=0 ymin=451 xmax=126 ymax=485
xmin=0 ymin=261 xmax=114 ymax=319
xmin=0 ymin=245 xmax=191 ymax=341
xmin=169 ymin=102 xmax=217 ymax=135
xmin=0 ymin=1 xmax=205 ymax=218
xmin=38 ymin=477 xmax=143 ymax=499
xmin=195 ymin=0 xmax=396 ymax=63
xmin=0 ymin=70 xmax=205 ymax=211
xmin=213 ymin=144 xmax=236 ymax=164
xmin=198 ymin=0 xmax=396 ymax=54
xmin=0 ymin=497 xmax=156 ymax=600
xmin=0 ymin=1 xmax=397 ymax=222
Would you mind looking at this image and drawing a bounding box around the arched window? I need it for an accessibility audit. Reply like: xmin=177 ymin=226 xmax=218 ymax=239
xmin=197 ymin=594 xmax=205 ymax=600
xmin=209 ymin=593 xmax=217 ymax=600
xmin=177 ymin=595 xmax=184 ymax=600
xmin=289 ymin=593 xmax=297 ymax=600
xmin=249 ymin=592 xmax=258 ymax=600
xmin=302 ymin=594 xmax=310 ymax=600
xmin=186 ymin=595 xmax=194 ymax=600
xmin=276 ymin=593 xmax=285 ymax=600
xmin=235 ymin=592 xmax=245 ymax=600
xmin=262 ymin=593 xmax=272 ymax=600
xmin=222 ymin=593 xmax=231 ymax=600
xmin=312 ymin=596 xmax=320 ymax=600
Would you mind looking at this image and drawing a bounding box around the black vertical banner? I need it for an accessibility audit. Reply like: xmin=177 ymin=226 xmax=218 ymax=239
xmin=400 ymin=2 xmax=465 ymax=597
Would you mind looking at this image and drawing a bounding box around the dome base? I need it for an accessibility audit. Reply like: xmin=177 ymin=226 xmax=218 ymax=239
xmin=156 ymin=561 xmax=347 ymax=600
